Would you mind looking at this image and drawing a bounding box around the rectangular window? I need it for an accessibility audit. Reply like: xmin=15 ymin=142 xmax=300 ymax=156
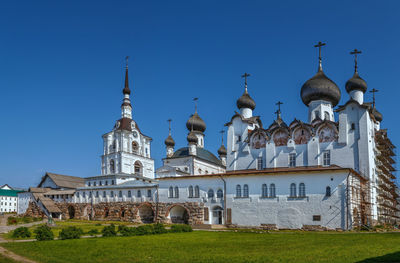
xmin=313 ymin=215 xmax=321 ymax=221
xmin=289 ymin=153 xmax=296 ymax=167
xmin=237 ymin=135 xmax=241 ymax=142
xmin=323 ymin=150 xmax=331 ymax=166
xmin=147 ymin=189 xmax=151 ymax=198
xmin=257 ymin=157 xmax=263 ymax=170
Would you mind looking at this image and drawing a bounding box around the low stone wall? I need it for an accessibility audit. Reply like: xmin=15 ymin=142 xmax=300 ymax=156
xmin=54 ymin=202 xmax=204 ymax=225
xmin=24 ymin=201 xmax=47 ymax=218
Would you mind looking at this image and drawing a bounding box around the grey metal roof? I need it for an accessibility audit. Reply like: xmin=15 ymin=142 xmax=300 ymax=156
xmin=170 ymin=147 xmax=223 ymax=166
xmin=78 ymin=180 xmax=157 ymax=190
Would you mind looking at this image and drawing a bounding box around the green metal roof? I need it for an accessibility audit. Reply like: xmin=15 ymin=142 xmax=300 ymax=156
xmin=0 ymin=189 xmax=23 ymax=197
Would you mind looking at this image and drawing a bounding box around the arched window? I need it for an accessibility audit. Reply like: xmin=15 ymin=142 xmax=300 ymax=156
xmin=99 ymin=181 xmax=102 ymax=186
xmin=88 ymin=182 xmax=91 ymax=187
xmin=128 ymin=190 xmax=132 ymax=198
xmin=208 ymin=189 xmax=214 ymax=198
xmin=83 ymin=192 xmax=86 ymax=198
xmin=269 ymin=184 xmax=276 ymax=198
xmin=93 ymin=182 xmax=96 ymax=186
xmin=169 ymin=187 xmax=173 ymax=198
xmin=111 ymin=180 xmax=115 ymax=185
xmin=188 ymin=186 xmax=193 ymax=198
xmin=95 ymin=191 xmax=99 ymax=198
xmin=105 ymin=180 xmax=108 ymax=186
xmin=174 ymin=187 xmax=179 ymax=198
xmin=326 ymin=186 xmax=331 ymax=197
xmin=299 ymin=183 xmax=306 ymax=197
xmin=324 ymin=111 xmax=330 ymax=121
xmin=76 ymin=192 xmax=80 ymax=198
xmin=194 ymin=185 xmax=200 ymax=198
xmin=243 ymin=184 xmax=249 ymax=198
xmin=290 ymin=183 xmax=296 ymax=197
xmin=147 ymin=189 xmax=151 ymax=198
xmin=119 ymin=191 xmax=122 ymax=198
xmin=132 ymin=141 xmax=139 ymax=153
xmin=134 ymin=161 xmax=142 ymax=175
xmin=262 ymin=184 xmax=268 ymax=197
xmin=137 ymin=190 xmax=141 ymax=198
xmin=236 ymin=185 xmax=241 ymax=197
xmin=217 ymin=189 xmax=223 ymax=198
xmin=112 ymin=140 xmax=117 ymax=151
xmin=103 ymin=191 xmax=106 ymax=198
xmin=110 ymin=191 xmax=114 ymax=197
xmin=110 ymin=160 xmax=115 ymax=173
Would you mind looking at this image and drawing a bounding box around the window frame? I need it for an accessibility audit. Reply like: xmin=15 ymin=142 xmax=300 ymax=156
xmin=289 ymin=153 xmax=296 ymax=167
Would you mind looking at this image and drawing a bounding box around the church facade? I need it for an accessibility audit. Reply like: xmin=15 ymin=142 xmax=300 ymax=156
xmin=18 ymin=46 xmax=398 ymax=229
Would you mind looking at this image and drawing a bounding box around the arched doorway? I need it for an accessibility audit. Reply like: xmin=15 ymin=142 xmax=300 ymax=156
xmin=168 ymin=205 xmax=189 ymax=224
xmin=68 ymin=206 xmax=75 ymax=219
xmin=212 ymin=206 xmax=223 ymax=225
xmin=138 ymin=204 xmax=154 ymax=223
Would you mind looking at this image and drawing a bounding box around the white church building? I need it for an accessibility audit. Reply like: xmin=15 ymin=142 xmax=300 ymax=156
xmin=19 ymin=45 xmax=397 ymax=229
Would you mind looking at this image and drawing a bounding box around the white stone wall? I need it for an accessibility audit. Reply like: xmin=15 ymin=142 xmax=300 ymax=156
xmin=0 ymin=195 xmax=18 ymax=213
xmin=158 ymin=170 xmax=354 ymax=229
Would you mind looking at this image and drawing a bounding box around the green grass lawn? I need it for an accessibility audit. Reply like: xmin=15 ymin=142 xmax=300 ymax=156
xmin=2 ymin=231 xmax=400 ymax=263
xmin=0 ymin=254 xmax=19 ymax=263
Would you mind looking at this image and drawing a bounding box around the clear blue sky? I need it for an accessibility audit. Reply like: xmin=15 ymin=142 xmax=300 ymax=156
xmin=1 ymin=1 xmax=399 ymax=188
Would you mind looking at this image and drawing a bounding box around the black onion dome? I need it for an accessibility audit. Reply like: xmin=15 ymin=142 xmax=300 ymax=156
xmin=345 ymin=72 xmax=367 ymax=93
xmin=237 ymin=90 xmax=256 ymax=110
xmin=218 ymin=144 xmax=227 ymax=156
xmin=164 ymin=135 xmax=175 ymax=147
xmin=187 ymin=131 xmax=198 ymax=144
xmin=186 ymin=112 xmax=206 ymax=133
xmin=372 ymin=108 xmax=383 ymax=122
xmin=301 ymin=70 xmax=341 ymax=107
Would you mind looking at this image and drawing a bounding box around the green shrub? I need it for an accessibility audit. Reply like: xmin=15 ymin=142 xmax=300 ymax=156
xmin=12 ymin=227 xmax=31 ymax=238
xmin=7 ymin=217 xmax=17 ymax=225
xmin=34 ymin=225 xmax=54 ymax=241
xmin=135 ymin=225 xmax=154 ymax=236
xmin=59 ymin=226 xmax=84 ymax=240
xmin=153 ymin=223 xmax=168 ymax=234
xmin=87 ymin=229 xmax=99 ymax=236
xmin=95 ymin=223 xmax=102 ymax=226
xmin=170 ymin=224 xmax=193 ymax=233
xmin=102 ymin=224 xmax=117 ymax=237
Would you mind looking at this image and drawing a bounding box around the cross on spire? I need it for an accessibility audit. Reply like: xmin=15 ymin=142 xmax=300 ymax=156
xmin=125 ymin=56 xmax=129 ymax=68
xmin=350 ymin=49 xmax=362 ymax=73
xmin=370 ymin=88 xmax=379 ymax=108
xmin=167 ymin=119 xmax=172 ymax=135
xmin=314 ymin=41 xmax=326 ymax=72
xmin=241 ymin=72 xmax=250 ymax=92
xmin=220 ymin=130 xmax=225 ymax=144
xmin=193 ymin=97 xmax=198 ymax=113
xmin=275 ymin=101 xmax=283 ymax=120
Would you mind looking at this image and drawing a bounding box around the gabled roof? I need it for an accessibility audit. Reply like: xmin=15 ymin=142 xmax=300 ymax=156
xmin=38 ymin=172 xmax=85 ymax=189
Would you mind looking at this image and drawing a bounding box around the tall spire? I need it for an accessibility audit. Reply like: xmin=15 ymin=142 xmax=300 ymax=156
xmin=123 ymin=56 xmax=131 ymax=95
xmin=314 ymin=41 xmax=326 ymax=72
xmin=121 ymin=56 xmax=132 ymax=119
xmin=350 ymin=49 xmax=362 ymax=74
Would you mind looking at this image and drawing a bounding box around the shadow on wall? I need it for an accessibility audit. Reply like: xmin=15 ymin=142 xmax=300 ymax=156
xmin=356 ymin=251 xmax=400 ymax=262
